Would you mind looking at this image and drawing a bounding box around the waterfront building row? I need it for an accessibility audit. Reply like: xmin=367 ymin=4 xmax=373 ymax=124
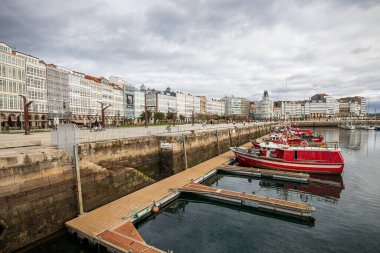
xmin=0 ymin=42 xmax=229 ymax=128
xmin=255 ymin=91 xmax=367 ymax=120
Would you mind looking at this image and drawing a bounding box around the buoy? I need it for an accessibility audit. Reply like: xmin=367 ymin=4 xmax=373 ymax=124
xmin=152 ymin=202 xmax=160 ymax=213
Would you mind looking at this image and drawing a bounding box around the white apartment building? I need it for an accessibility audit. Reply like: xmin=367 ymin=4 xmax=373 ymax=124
xmin=349 ymin=102 xmax=360 ymax=116
xmin=15 ymin=51 xmax=47 ymax=128
xmin=359 ymin=97 xmax=367 ymax=116
xmin=325 ymin=96 xmax=339 ymax=117
xmin=185 ymin=93 xmax=200 ymax=118
xmin=206 ymin=99 xmax=225 ymax=116
xmin=68 ymin=71 xmax=90 ymax=117
xmin=175 ymin=92 xmax=186 ymax=116
xmin=309 ymin=101 xmax=326 ymax=118
xmin=255 ymin=91 xmax=274 ymax=119
xmin=0 ymin=42 xmax=27 ymax=130
xmin=223 ymin=97 xmax=242 ymax=115
xmin=302 ymin=102 xmax=311 ymax=117
xmin=112 ymin=84 xmax=124 ymax=121
xmin=134 ymin=89 xmax=145 ymax=120
xmin=46 ymin=64 xmax=70 ymax=123
xmin=146 ymin=91 xmax=177 ymax=115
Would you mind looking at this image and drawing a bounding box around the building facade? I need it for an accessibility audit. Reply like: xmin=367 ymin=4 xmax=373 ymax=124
xmin=255 ymin=91 xmax=274 ymax=120
xmin=15 ymin=51 xmax=48 ymax=128
xmin=222 ymin=96 xmax=249 ymax=119
xmin=46 ymin=64 xmax=70 ymax=123
xmin=206 ymin=98 xmax=225 ymax=116
xmin=0 ymin=42 xmax=27 ymax=130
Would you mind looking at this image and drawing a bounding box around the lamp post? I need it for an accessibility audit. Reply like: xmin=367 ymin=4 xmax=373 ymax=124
xmin=144 ymin=94 xmax=148 ymax=128
xmin=19 ymin=95 xmax=33 ymax=135
xmin=97 ymin=101 xmax=110 ymax=128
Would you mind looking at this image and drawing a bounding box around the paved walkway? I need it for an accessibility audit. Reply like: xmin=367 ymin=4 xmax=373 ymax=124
xmin=0 ymin=122 xmax=270 ymax=156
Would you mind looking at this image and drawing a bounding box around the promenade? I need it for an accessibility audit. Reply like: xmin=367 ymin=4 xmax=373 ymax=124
xmin=0 ymin=122 xmax=266 ymax=156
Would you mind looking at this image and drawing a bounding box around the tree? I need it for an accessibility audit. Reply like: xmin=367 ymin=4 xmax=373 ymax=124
xmin=166 ymin=112 xmax=174 ymax=121
xmin=179 ymin=114 xmax=185 ymax=122
xmin=154 ymin=112 xmax=165 ymax=123
xmin=139 ymin=111 xmax=152 ymax=124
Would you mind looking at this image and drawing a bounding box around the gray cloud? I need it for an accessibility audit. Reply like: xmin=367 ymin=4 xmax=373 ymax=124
xmin=1 ymin=0 xmax=380 ymax=112
xmin=351 ymin=47 xmax=371 ymax=54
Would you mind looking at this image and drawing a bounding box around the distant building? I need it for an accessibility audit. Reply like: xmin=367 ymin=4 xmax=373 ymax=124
xmin=339 ymin=96 xmax=366 ymax=117
xmin=199 ymin=96 xmax=207 ymax=115
xmin=222 ymin=96 xmax=249 ymax=119
xmin=255 ymin=90 xmax=274 ymax=120
xmin=309 ymin=94 xmax=339 ymax=118
xmin=206 ymin=98 xmax=225 ymax=116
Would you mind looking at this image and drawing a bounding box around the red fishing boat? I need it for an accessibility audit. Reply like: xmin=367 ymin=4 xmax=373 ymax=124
xmin=231 ymin=143 xmax=344 ymax=174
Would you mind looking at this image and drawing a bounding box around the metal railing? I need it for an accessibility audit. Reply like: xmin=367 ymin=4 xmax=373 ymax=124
xmin=74 ymin=122 xmax=274 ymax=144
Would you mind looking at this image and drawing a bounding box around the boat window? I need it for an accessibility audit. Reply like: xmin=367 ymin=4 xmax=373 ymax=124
xmin=294 ymin=151 xmax=298 ymax=160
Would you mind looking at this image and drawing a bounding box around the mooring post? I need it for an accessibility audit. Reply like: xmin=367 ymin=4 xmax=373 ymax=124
xmin=228 ymin=128 xmax=232 ymax=146
xmin=182 ymin=134 xmax=188 ymax=169
xmin=73 ymin=145 xmax=84 ymax=215
xmin=216 ymin=130 xmax=220 ymax=155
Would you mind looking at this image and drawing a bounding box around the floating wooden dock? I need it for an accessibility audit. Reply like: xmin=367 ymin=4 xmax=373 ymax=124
xmin=217 ymin=164 xmax=310 ymax=183
xmin=66 ymin=144 xmax=317 ymax=252
xmin=179 ymin=182 xmax=315 ymax=218
xmin=218 ymin=164 xmax=344 ymax=188
xmin=66 ymin=147 xmax=238 ymax=252
xmin=96 ymin=221 xmax=164 ymax=253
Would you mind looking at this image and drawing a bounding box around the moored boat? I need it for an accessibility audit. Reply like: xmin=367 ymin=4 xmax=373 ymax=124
xmin=231 ymin=144 xmax=344 ymax=175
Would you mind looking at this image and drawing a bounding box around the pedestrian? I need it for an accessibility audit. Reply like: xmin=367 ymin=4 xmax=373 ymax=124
xmin=5 ymin=123 xmax=10 ymax=133
xmin=166 ymin=125 xmax=171 ymax=133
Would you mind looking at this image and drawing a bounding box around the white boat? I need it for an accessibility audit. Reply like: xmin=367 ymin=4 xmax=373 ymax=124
xmin=365 ymin=125 xmax=375 ymax=130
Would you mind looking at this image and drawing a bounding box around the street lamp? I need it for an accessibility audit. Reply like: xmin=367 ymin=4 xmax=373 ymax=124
xmin=19 ymin=95 xmax=33 ymax=135
xmin=97 ymin=101 xmax=110 ymax=128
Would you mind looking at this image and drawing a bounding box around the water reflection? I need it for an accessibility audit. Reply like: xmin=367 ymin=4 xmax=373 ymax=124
xmin=205 ymin=173 xmax=344 ymax=205
xmin=135 ymin=194 xmax=315 ymax=230
xmin=316 ymin=127 xmax=379 ymax=152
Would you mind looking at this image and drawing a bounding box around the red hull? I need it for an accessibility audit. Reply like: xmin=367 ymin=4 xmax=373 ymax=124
xmin=233 ymin=150 xmax=344 ymax=174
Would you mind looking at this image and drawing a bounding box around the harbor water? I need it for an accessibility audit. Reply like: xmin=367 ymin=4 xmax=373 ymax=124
xmin=24 ymin=128 xmax=380 ymax=253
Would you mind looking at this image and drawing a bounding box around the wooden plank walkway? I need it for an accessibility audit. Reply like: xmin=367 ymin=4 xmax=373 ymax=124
xmin=179 ymin=182 xmax=315 ymax=217
xmin=65 ymin=146 xmax=238 ymax=249
xmin=218 ymin=164 xmax=310 ymax=182
xmin=96 ymin=221 xmax=164 ymax=253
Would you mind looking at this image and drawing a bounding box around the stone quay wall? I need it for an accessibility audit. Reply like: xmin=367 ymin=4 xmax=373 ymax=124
xmin=0 ymin=123 xmax=274 ymax=252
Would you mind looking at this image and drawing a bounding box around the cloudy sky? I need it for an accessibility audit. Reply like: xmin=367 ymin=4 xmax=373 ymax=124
xmin=1 ymin=0 xmax=379 ymax=111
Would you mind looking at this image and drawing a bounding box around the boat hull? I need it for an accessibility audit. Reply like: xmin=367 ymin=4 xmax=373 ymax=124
xmin=233 ymin=150 xmax=344 ymax=174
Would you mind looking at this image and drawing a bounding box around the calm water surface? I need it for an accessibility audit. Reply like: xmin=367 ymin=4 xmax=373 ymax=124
xmin=26 ymin=128 xmax=380 ymax=253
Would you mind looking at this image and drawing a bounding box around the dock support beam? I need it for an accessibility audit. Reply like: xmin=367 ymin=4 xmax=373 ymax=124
xmin=182 ymin=134 xmax=188 ymax=169
xmin=216 ymin=130 xmax=220 ymax=155
xmin=73 ymin=145 xmax=84 ymax=215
